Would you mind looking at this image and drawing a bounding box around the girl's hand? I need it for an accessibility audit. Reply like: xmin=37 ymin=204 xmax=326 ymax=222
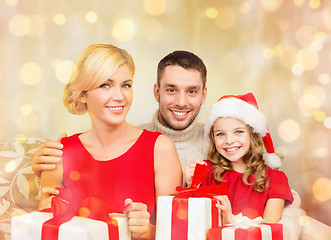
xmin=214 ymin=195 xmax=232 ymax=225
xmin=184 ymin=160 xmax=206 ymax=187
xmin=38 ymin=186 xmax=60 ymax=210
xmin=124 ymin=198 xmax=153 ymax=239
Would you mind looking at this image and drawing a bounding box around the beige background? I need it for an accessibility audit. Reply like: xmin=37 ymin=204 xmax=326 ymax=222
xmin=0 ymin=0 xmax=330 ymax=226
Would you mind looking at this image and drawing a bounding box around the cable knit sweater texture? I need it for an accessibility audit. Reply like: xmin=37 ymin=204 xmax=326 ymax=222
xmin=140 ymin=111 xmax=210 ymax=173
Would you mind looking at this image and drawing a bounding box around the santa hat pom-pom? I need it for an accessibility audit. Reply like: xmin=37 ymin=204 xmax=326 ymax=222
xmin=263 ymin=153 xmax=282 ymax=169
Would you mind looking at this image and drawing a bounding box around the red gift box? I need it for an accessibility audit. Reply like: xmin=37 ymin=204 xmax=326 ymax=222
xmin=208 ymin=223 xmax=283 ymax=240
xmin=156 ymin=164 xmax=229 ymax=240
xmin=11 ymin=212 xmax=130 ymax=240
xmin=13 ymin=187 xmax=130 ymax=240
xmin=156 ymin=196 xmax=221 ymax=240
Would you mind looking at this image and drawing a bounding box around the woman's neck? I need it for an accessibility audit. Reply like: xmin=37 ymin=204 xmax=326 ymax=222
xmin=88 ymin=121 xmax=131 ymax=146
xmin=80 ymin=121 xmax=141 ymax=160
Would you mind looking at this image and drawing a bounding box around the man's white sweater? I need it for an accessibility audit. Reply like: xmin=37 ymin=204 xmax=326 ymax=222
xmin=140 ymin=111 xmax=210 ymax=173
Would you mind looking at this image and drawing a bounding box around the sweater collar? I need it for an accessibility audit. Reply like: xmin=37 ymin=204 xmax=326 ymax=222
xmin=151 ymin=110 xmax=200 ymax=142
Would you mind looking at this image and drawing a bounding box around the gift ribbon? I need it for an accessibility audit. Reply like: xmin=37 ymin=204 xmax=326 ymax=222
xmin=174 ymin=163 xmax=229 ymax=198
xmin=230 ymin=213 xmax=264 ymax=229
xmin=40 ymin=187 xmax=120 ymax=240
xmin=208 ymin=222 xmax=283 ymax=240
xmin=221 ymin=214 xmax=270 ymax=239
xmin=170 ymin=163 xmax=229 ymax=240
xmin=219 ymin=224 xmax=273 ymax=240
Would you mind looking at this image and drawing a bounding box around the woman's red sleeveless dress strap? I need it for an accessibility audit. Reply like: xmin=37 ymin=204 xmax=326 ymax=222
xmin=61 ymin=129 xmax=161 ymax=223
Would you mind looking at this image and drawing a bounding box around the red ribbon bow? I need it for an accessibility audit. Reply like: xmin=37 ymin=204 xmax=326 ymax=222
xmin=40 ymin=187 xmax=120 ymax=240
xmin=174 ymin=163 xmax=229 ymax=198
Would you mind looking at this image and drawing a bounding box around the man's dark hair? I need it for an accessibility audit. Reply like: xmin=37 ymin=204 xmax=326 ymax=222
xmin=157 ymin=51 xmax=207 ymax=88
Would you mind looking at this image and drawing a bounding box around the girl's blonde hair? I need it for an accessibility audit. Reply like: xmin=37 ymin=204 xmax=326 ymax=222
xmin=208 ymin=122 xmax=269 ymax=192
xmin=63 ymin=44 xmax=135 ymax=115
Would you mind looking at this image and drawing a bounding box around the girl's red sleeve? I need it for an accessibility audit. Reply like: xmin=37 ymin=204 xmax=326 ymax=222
xmin=268 ymin=169 xmax=294 ymax=206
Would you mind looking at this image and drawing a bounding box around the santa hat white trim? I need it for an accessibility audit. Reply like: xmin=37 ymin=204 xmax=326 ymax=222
xmin=204 ymin=93 xmax=282 ymax=169
xmin=204 ymin=97 xmax=267 ymax=137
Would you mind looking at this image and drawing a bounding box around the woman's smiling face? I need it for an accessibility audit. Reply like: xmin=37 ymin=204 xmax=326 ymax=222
xmin=83 ymin=64 xmax=133 ymax=127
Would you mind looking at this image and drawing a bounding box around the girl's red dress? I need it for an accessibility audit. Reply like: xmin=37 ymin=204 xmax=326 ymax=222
xmin=61 ymin=129 xmax=161 ymax=223
xmin=201 ymin=160 xmax=293 ymax=219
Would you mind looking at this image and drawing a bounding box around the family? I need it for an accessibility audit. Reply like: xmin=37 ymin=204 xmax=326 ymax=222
xmin=31 ymin=44 xmax=327 ymax=239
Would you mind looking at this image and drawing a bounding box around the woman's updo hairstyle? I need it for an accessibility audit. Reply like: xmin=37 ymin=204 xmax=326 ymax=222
xmin=63 ymin=44 xmax=135 ymax=114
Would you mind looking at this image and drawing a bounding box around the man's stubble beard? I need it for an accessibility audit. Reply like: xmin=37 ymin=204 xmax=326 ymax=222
xmin=159 ymin=111 xmax=196 ymax=131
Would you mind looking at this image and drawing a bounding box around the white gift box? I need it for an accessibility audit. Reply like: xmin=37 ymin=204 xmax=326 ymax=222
xmin=11 ymin=211 xmax=131 ymax=240
xmin=155 ymin=196 xmax=221 ymax=240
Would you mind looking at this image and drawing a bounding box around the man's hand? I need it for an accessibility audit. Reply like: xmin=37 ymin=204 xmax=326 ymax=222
xmin=124 ymin=198 xmax=153 ymax=239
xmin=32 ymin=132 xmax=67 ymax=177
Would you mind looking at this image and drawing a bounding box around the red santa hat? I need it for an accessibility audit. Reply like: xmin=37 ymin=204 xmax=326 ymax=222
xmin=204 ymin=93 xmax=282 ymax=169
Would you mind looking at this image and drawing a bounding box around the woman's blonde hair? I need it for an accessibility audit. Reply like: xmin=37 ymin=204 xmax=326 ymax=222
xmin=63 ymin=44 xmax=135 ymax=115
xmin=208 ymin=122 xmax=269 ymax=192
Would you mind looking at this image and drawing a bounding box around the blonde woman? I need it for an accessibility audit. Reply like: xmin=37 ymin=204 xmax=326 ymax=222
xmin=39 ymin=44 xmax=182 ymax=239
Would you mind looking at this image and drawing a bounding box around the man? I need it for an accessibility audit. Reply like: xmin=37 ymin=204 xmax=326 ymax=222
xmin=140 ymin=51 xmax=210 ymax=172
xmin=32 ymin=51 xmax=330 ymax=240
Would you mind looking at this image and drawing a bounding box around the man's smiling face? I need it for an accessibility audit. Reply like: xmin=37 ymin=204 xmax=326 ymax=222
xmin=154 ymin=65 xmax=207 ymax=130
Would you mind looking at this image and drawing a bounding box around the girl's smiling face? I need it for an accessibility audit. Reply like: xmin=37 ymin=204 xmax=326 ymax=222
xmin=213 ymin=117 xmax=251 ymax=168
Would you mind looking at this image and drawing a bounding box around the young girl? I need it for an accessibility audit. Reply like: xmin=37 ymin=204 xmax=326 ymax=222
xmin=185 ymin=93 xmax=293 ymax=224
xmin=39 ymin=44 xmax=182 ymax=239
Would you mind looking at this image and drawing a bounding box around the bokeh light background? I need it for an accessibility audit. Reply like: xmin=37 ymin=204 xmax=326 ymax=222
xmin=1 ymin=0 xmax=331 ymax=226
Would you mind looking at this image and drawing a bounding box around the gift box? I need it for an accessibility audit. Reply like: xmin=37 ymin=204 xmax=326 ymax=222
xmin=207 ymin=223 xmax=283 ymax=240
xmin=156 ymin=195 xmax=221 ymax=240
xmin=11 ymin=211 xmax=131 ymax=240
xmin=155 ymin=164 xmax=229 ymax=240
xmin=11 ymin=188 xmax=131 ymax=240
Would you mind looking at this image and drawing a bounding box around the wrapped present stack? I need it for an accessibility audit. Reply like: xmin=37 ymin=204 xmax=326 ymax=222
xmin=155 ymin=163 xmax=229 ymax=240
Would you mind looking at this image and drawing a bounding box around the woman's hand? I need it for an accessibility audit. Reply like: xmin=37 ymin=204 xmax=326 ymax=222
xmin=124 ymin=198 xmax=153 ymax=239
xmin=214 ymin=195 xmax=232 ymax=225
xmin=38 ymin=186 xmax=60 ymax=210
xmin=184 ymin=160 xmax=206 ymax=187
